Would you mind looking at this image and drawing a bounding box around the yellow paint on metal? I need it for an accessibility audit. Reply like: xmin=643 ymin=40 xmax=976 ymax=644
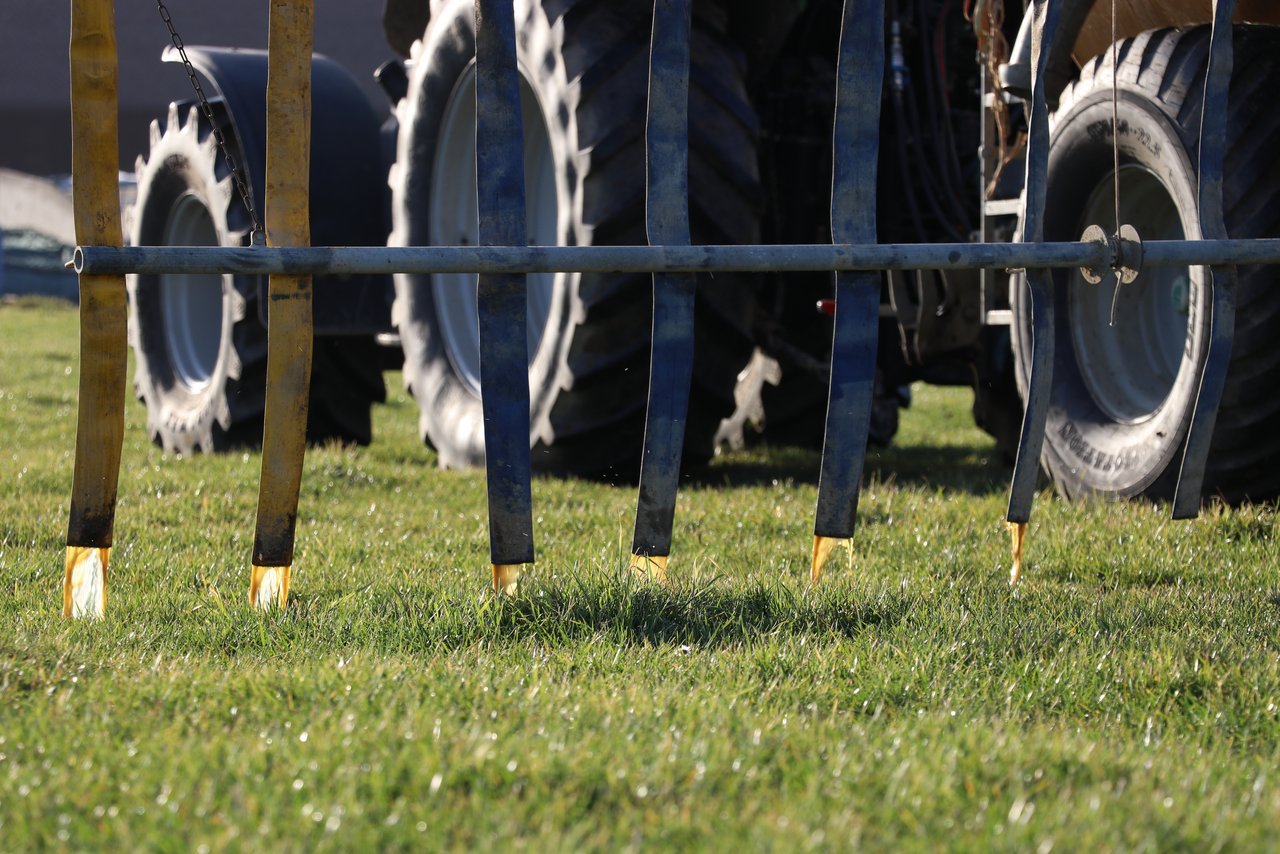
xmin=1008 ymin=521 xmax=1027 ymax=586
xmin=1074 ymin=1 xmax=1280 ymax=65
xmin=811 ymin=535 xmax=852 ymax=583
xmin=250 ymin=0 xmax=314 ymax=608
xmin=492 ymin=564 xmax=521 ymax=595
xmin=249 ymin=564 xmax=292 ymax=610
xmin=63 ymin=546 xmax=109 ymax=619
xmin=629 ymin=553 xmax=669 ymax=584
xmin=64 ymin=0 xmax=127 ymax=618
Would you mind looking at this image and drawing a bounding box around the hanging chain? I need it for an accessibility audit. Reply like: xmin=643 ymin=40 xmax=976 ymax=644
xmin=1109 ymin=0 xmax=1123 ymax=326
xmin=155 ymin=0 xmax=263 ymax=237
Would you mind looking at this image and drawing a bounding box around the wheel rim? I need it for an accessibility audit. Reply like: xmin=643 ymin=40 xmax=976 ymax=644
xmin=1067 ymin=165 xmax=1192 ymax=424
xmin=429 ymin=62 xmax=558 ymax=397
xmin=160 ymin=193 xmax=224 ymax=393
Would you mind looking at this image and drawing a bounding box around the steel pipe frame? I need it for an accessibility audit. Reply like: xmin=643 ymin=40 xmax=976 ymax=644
xmin=74 ymin=238 xmax=1280 ymax=278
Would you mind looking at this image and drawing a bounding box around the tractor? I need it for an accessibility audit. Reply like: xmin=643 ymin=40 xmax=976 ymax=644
xmin=126 ymin=0 xmax=1280 ymax=503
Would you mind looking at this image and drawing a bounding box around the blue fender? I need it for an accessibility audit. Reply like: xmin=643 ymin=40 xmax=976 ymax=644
xmin=163 ymin=46 xmax=394 ymax=334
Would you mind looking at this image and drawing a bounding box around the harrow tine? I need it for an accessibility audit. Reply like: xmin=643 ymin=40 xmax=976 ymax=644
xmin=249 ymin=0 xmax=315 ymax=610
xmin=64 ymin=0 xmax=126 ymax=619
xmin=630 ymin=0 xmax=695 ymax=584
xmin=475 ymin=0 xmax=535 ymax=592
xmin=1173 ymin=0 xmax=1239 ymax=520
xmin=1004 ymin=0 xmax=1062 ymax=583
xmin=811 ymin=0 xmax=886 ymax=583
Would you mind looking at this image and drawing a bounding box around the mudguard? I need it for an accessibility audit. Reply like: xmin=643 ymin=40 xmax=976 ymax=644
xmin=162 ymin=46 xmax=393 ymax=335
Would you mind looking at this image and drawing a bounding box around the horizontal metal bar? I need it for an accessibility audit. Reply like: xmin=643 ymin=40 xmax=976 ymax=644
xmin=74 ymin=238 xmax=1280 ymax=277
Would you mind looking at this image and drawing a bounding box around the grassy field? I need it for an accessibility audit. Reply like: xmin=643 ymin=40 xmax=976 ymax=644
xmin=3 ymin=296 xmax=1280 ymax=851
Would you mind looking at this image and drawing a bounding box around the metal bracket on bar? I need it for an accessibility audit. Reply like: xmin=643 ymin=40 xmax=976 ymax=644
xmin=1079 ymin=223 xmax=1142 ymax=286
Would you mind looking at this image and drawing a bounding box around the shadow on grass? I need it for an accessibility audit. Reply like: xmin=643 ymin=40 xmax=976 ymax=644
xmin=692 ymin=440 xmax=1008 ymax=496
xmin=341 ymin=574 xmax=915 ymax=651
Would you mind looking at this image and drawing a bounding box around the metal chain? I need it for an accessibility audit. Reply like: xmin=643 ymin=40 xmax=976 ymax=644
xmin=1109 ymin=0 xmax=1122 ymax=326
xmin=155 ymin=0 xmax=263 ymax=237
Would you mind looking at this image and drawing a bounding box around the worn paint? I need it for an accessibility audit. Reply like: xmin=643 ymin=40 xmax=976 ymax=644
xmin=810 ymin=535 xmax=852 ymax=584
xmin=629 ymin=553 xmax=670 ymax=584
xmin=63 ymin=546 xmax=108 ymax=619
xmin=491 ymin=563 xmax=521 ymax=595
xmin=249 ymin=564 xmax=291 ymax=609
xmin=1007 ymin=521 xmax=1027 ymax=586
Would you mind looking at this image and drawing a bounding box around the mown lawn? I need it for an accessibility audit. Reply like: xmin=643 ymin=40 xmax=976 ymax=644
xmin=2 ymin=296 xmax=1279 ymax=851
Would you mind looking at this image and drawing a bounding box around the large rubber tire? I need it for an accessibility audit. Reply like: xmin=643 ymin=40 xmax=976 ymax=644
xmin=1012 ymin=26 xmax=1280 ymax=503
xmin=128 ymin=102 xmax=385 ymax=454
xmin=391 ymin=0 xmax=761 ymax=477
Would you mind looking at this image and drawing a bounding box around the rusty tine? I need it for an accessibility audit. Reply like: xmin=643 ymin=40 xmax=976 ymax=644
xmin=249 ymin=0 xmax=315 ymax=610
xmin=64 ymin=0 xmax=127 ymax=619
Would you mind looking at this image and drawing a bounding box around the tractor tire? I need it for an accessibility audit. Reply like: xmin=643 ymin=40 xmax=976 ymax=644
xmin=128 ymin=102 xmax=384 ymax=454
xmin=391 ymin=0 xmax=761 ymax=477
xmin=1012 ymin=25 xmax=1280 ymax=503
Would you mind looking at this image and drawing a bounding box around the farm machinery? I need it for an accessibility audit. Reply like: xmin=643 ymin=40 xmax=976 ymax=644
xmin=60 ymin=0 xmax=1280 ymax=615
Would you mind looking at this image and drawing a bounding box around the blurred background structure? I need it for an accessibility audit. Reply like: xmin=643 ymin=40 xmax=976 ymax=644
xmin=0 ymin=1 xmax=394 ymax=297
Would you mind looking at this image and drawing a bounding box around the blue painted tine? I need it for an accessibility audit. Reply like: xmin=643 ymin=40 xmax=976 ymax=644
xmin=474 ymin=0 xmax=535 ymax=568
xmin=1005 ymin=0 xmax=1062 ymax=527
xmin=811 ymin=0 xmax=885 ymax=567
xmin=630 ymin=0 xmax=695 ymax=572
xmin=1173 ymin=0 xmax=1238 ymax=520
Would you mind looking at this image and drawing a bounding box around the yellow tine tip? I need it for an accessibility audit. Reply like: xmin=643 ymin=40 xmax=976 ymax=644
xmin=811 ymin=535 xmax=851 ymax=584
xmin=64 ymin=546 xmax=109 ymax=620
xmin=249 ymin=565 xmax=291 ymax=610
xmin=629 ymin=553 xmax=669 ymax=584
xmin=492 ymin=564 xmax=521 ymax=596
xmin=1007 ymin=521 xmax=1027 ymax=587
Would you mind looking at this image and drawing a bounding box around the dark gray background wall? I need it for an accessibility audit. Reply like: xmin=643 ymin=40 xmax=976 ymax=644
xmin=0 ymin=1 xmax=397 ymax=176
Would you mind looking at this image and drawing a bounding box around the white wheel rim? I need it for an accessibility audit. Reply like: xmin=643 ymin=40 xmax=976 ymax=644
xmin=160 ymin=193 xmax=224 ymax=393
xmin=1068 ymin=165 xmax=1194 ymax=424
xmin=429 ymin=61 xmax=559 ymax=397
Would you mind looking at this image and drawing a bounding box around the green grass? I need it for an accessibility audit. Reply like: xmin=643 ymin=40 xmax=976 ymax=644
xmin=3 ymin=296 xmax=1280 ymax=850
